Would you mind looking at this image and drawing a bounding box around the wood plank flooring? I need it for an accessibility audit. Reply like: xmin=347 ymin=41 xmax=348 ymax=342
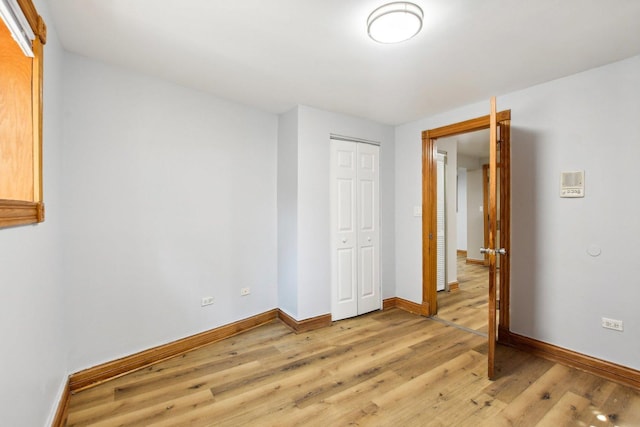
xmin=65 ymin=308 xmax=640 ymax=426
xmin=436 ymin=254 xmax=490 ymax=334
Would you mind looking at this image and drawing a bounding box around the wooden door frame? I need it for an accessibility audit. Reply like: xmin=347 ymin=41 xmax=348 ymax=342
xmin=482 ymin=164 xmax=490 ymax=265
xmin=421 ymin=110 xmax=511 ymax=333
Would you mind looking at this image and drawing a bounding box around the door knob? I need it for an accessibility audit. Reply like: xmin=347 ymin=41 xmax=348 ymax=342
xmin=497 ymin=248 xmax=507 ymax=255
xmin=342 ymin=238 xmax=347 ymax=243
xmin=367 ymin=237 xmax=371 ymax=242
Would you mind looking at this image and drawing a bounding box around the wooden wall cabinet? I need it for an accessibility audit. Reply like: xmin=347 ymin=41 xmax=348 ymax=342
xmin=0 ymin=0 xmax=46 ymax=228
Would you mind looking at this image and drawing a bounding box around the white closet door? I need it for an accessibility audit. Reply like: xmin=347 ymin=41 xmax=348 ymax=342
xmin=330 ymin=140 xmax=380 ymax=321
xmin=356 ymin=143 xmax=380 ymax=314
xmin=330 ymin=140 xmax=358 ymax=321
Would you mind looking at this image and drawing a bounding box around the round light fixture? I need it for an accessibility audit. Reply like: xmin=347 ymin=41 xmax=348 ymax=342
xmin=367 ymin=2 xmax=423 ymax=44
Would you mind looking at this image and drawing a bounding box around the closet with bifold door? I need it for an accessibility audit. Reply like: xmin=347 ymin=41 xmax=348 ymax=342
xmin=330 ymin=136 xmax=381 ymax=321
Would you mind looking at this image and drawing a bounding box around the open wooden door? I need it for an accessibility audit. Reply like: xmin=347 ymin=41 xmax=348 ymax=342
xmin=486 ymin=98 xmax=499 ymax=378
xmin=421 ymin=104 xmax=511 ymax=379
xmin=484 ymin=96 xmax=511 ymax=379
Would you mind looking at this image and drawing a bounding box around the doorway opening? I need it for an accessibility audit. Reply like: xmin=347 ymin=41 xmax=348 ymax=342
xmin=422 ymin=107 xmax=511 ymax=378
xmin=434 ymin=129 xmax=492 ymax=334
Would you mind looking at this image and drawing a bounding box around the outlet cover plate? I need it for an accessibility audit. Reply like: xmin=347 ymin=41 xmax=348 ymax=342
xmin=601 ymin=317 xmax=623 ymax=331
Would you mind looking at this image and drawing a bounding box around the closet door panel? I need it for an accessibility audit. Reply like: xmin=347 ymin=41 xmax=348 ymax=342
xmin=331 ymin=140 xmax=358 ymax=320
xmin=356 ymin=143 xmax=380 ymax=315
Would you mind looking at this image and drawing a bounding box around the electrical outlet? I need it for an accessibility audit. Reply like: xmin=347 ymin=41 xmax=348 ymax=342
xmin=601 ymin=317 xmax=623 ymax=331
xmin=240 ymin=287 xmax=251 ymax=296
xmin=201 ymin=296 xmax=214 ymax=306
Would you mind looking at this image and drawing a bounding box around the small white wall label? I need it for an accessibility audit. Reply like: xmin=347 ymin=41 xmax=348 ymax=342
xmin=560 ymin=170 xmax=585 ymax=198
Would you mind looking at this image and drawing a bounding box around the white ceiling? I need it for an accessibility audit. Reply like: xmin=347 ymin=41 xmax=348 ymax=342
xmin=48 ymin=0 xmax=640 ymax=125
xmin=443 ymin=129 xmax=490 ymax=159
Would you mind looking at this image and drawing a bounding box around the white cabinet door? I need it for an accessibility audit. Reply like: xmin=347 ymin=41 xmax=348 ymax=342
xmin=330 ymin=139 xmax=380 ymax=321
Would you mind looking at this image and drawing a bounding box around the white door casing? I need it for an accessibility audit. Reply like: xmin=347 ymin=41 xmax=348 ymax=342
xmin=330 ymin=139 xmax=380 ymax=321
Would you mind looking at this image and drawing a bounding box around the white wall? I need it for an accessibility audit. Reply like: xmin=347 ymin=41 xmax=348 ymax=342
xmin=286 ymin=105 xmax=394 ymax=319
xmin=503 ymin=55 xmax=640 ymax=369
xmin=457 ymin=154 xmax=483 ymax=252
xmin=456 ymin=167 xmax=468 ymax=251
xmin=62 ymin=54 xmax=279 ymax=372
xmin=277 ymin=107 xmax=299 ymax=317
xmin=466 ymin=169 xmax=484 ymax=261
xmin=395 ymin=55 xmax=640 ymax=369
xmin=395 ymin=102 xmax=485 ymax=303
xmin=458 ymin=154 xmax=482 ymax=170
xmin=0 ymin=1 xmax=69 ymax=425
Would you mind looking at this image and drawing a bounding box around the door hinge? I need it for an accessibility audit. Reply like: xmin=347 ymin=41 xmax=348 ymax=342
xmin=429 ymin=232 xmax=433 ymax=240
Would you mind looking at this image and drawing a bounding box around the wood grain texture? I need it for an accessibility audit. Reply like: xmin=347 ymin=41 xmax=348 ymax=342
xmin=32 ymin=37 xmax=44 ymax=202
xmin=0 ymin=199 xmax=42 ymax=227
xmin=277 ymin=310 xmax=332 ymax=333
xmin=63 ymin=308 xmax=640 ymax=427
xmin=383 ymin=297 xmax=428 ymax=316
xmin=16 ymin=0 xmax=47 ymax=43
xmin=437 ymin=253 xmax=489 ymax=333
xmin=498 ymin=120 xmax=511 ymax=331
xmin=421 ymin=133 xmax=438 ymax=316
xmin=501 ymin=329 xmax=640 ymax=391
xmin=482 ymin=163 xmax=489 ymax=263
xmin=51 ymin=378 xmax=70 ymax=427
xmin=424 ymin=110 xmax=511 ymax=139
xmin=69 ymin=310 xmax=279 ymax=392
xmin=0 ymin=22 xmax=34 ymax=201
xmin=0 ymin=2 xmax=46 ymax=227
xmin=382 ymin=297 xmax=397 ymax=311
xmin=488 ymin=96 xmax=498 ymax=379
xmin=421 ymin=109 xmax=511 ymax=319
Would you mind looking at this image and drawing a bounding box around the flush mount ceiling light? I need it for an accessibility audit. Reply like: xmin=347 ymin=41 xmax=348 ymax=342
xmin=367 ymin=2 xmax=423 ymax=44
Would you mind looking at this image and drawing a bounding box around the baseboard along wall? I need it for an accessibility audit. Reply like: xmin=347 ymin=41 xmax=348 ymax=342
xmin=278 ymin=310 xmax=332 ymax=333
xmin=383 ymin=296 xmax=428 ymax=315
xmin=499 ymin=328 xmax=640 ymax=390
xmin=51 ymin=378 xmax=70 ymax=427
xmin=67 ymin=298 xmax=422 ymax=394
xmin=50 ymin=303 xmax=640 ymax=426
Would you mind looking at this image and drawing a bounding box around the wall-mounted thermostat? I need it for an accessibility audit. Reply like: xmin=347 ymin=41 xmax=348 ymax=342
xmin=560 ymin=170 xmax=584 ymax=198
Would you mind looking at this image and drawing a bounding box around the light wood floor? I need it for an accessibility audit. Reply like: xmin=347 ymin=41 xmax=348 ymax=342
xmin=436 ymin=254 xmax=490 ymax=334
xmin=65 ymin=309 xmax=640 ymax=426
